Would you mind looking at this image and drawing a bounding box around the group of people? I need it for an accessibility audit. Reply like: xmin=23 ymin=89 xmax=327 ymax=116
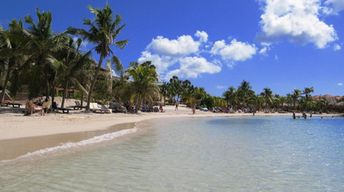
xmin=292 ymin=112 xmax=313 ymax=119
xmin=25 ymin=97 xmax=52 ymax=116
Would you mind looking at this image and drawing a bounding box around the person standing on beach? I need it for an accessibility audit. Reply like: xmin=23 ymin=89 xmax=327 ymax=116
xmin=175 ymin=101 xmax=179 ymax=111
xmin=42 ymin=97 xmax=51 ymax=115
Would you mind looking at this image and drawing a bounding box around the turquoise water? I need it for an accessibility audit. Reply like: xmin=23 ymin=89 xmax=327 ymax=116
xmin=1 ymin=117 xmax=344 ymax=191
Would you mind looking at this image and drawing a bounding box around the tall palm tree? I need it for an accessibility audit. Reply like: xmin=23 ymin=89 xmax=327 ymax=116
xmin=286 ymin=93 xmax=293 ymax=108
xmin=303 ymin=87 xmax=314 ymax=101
xmin=260 ymin=87 xmax=273 ymax=111
xmin=223 ymin=86 xmax=237 ymax=109
xmin=181 ymin=79 xmax=194 ymax=102
xmin=0 ymin=20 xmax=30 ymax=102
xmin=55 ymin=37 xmax=93 ymax=108
xmin=127 ymin=61 xmax=159 ymax=111
xmin=302 ymin=87 xmax=314 ymax=111
xmin=24 ymin=9 xmax=67 ymax=99
xmin=291 ymin=89 xmax=301 ymax=110
xmin=237 ymin=80 xmax=255 ymax=109
xmin=159 ymin=82 xmax=170 ymax=104
xmin=169 ymin=76 xmax=182 ymax=103
xmin=68 ymin=5 xmax=127 ymax=111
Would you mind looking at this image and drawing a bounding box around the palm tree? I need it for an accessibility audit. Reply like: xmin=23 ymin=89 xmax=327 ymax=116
xmin=169 ymin=76 xmax=182 ymax=103
xmin=181 ymin=79 xmax=194 ymax=102
xmin=159 ymin=82 xmax=170 ymax=104
xmin=303 ymin=87 xmax=314 ymax=101
xmin=24 ymin=9 xmax=67 ymax=99
xmin=236 ymin=80 xmax=255 ymax=110
xmin=184 ymin=87 xmax=207 ymax=109
xmin=291 ymin=89 xmax=301 ymax=110
xmin=55 ymin=38 xmax=93 ymax=108
xmin=0 ymin=20 xmax=30 ymax=103
xmin=127 ymin=61 xmax=159 ymax=111
xmin=286 ymin=93 xmax=293 ymax=108
xmin=260 ymin=88 xmax=273 ymax=111
xmin=223 ymin=86 xmax=237 ymax=109
xmin=302 ymin=87 xmax=314 ymax=111
xmin=68 ymin=5 xmax=127 ymax=111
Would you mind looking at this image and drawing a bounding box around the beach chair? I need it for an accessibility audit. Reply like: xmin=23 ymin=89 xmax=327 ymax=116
xmin=72 ymin=101 xmax=87 ymax=110
xmin=90 ymin=103 xmax=111 ymax=113
xmin=100 ymin=104 xmax=112 ymax=113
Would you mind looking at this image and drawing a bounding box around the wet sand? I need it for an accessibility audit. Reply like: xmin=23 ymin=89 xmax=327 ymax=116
xmin=0 ymin=122 xmax=136 ymax=161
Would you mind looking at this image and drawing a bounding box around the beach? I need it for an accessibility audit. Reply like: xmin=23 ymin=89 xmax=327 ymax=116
xmin=0 ymin=105 xmax=279 ymax=140
xmin=0 ymin=105 xmax=341 ymax=161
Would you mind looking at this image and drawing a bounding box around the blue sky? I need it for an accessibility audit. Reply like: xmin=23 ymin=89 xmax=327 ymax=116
xmin=0 ymin=0 xmax=343 ymax=96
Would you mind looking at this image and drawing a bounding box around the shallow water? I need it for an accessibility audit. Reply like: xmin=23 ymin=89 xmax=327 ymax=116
xmin=1 ymin=116 xmax=344 ymax=192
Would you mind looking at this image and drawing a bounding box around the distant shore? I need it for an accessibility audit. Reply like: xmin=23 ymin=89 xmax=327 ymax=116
xmin=0 ymin=105 xmax=342 ymax=161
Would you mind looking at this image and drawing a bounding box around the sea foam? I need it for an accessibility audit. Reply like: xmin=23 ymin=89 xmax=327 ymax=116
xmin=15 ymin=127 xmax=138 ymax=160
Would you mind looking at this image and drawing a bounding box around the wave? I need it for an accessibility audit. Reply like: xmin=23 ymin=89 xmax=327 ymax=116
xmin=10 ymin=127 xmax=138 ymax=162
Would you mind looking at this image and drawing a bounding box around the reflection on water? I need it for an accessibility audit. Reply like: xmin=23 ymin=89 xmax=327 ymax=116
xmin=0 ymin=117 xmax=344 ymax=192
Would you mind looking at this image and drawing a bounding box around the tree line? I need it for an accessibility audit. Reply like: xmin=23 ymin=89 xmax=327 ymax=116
xmin=160 ymin=78 xmax=344 ymax=113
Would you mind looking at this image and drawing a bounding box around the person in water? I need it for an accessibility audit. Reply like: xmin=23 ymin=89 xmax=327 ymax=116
xmin=302 ymin=112 xmax=307 ymax=119
xmin=292 ymin=112 xmax=296 ymax=119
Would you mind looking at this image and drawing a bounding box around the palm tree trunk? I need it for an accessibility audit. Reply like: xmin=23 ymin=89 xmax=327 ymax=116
xmin=45 ymin=71 xmax=50 ymax=98
xmin=51 ymin=82 xmax=56 ymax=104
xmin=86 ymin=56 xmax=104 ymax=111
xmin=0 ymin=68 xmax=11 ymax=103
xmin=80 ymin=91 xmax=84 ymax=107
xmin=61 ymin=81 xmax=68 ymax=108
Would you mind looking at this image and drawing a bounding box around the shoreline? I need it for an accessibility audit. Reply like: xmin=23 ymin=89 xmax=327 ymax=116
xmin=0 ymin=106 xmax=342 ymax=161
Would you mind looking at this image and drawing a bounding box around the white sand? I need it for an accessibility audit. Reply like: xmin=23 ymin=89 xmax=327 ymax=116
xmin=0 ymin=105 xmax=340 ymax=141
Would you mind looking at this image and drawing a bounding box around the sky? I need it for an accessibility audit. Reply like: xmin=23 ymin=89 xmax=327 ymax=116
xmin=0 ymin=0 xmax=343 ymax=96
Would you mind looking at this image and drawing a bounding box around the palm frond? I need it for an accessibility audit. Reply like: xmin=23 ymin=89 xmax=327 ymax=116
xmin=115 ymin=40 xmax=128 ymax=49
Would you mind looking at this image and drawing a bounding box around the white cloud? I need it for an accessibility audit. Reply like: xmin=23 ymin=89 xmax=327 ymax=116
xmin=260 ymin=0 xmax=338 ymax=48
xmin=195 ymin=30 xmax=209 ymax=42
xmin=138 ymin=51 xmax=177 ymax=74
xmin=258 ymin=42 xmax=272 ymax=55
xmin=333 ymin=44 xmax=341 ymax=51
xmin=166 ymin=57 xmax=221 ymax=79
xmin=139 ymin=31 xmax=224 ymax=80
xmin=338 ymin=82 xmax=343 ymax=86
xmin=138 ymin=32 xmax=262 ymax=80
xmin=211 ymin=39 xmax=257 ymax=61
xmin=324 ymin=0 xmax=344 ymax=14
xmin=259 ymin=47 xmax=268 ymax=55
xmin=147 ymin=35 xmax=200 ymax=56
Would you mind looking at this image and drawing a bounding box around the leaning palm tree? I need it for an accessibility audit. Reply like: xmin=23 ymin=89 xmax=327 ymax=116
xmin=127 ymin=61 xmax=159 ymax=111
xmin=68 ymin=5 xmax=127 ymax=111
